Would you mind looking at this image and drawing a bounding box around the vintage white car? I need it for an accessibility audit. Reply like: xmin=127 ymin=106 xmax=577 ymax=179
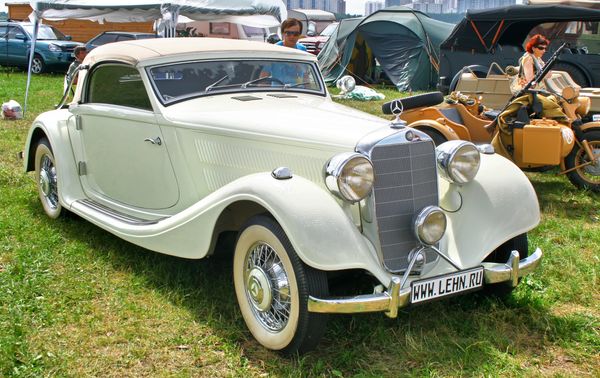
xmin=23 ymin=38 xmax=542 ymax=354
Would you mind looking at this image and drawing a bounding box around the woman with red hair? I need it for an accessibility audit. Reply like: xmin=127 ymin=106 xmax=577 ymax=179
xmin=518 ymin=34 xmax=550 ymax=87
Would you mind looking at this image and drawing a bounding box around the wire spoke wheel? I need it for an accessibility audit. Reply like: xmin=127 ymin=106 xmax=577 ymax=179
xmin=233 ymin=215 xmax=328 ymax=354
xmin=244 ymin=242 xmax=292 ymax=332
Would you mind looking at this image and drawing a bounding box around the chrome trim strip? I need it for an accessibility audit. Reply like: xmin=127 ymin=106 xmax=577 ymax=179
xmin=307 ymin=248 xmax=542 ymax=317
xmin=76 ymin=199 xmax=166 ymax=226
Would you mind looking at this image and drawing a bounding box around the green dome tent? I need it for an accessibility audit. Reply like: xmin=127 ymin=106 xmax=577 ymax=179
xmin=318 ymin=7 xmax=454 ymax=91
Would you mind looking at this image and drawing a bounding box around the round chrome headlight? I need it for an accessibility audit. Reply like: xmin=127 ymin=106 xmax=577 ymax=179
xmin=414 ymin=206 xmax=447 ymax=246
xmin=436 ymin=141 xmax=481 ymax=185
xmin=325 ymin=153 xmax=374 ymax=202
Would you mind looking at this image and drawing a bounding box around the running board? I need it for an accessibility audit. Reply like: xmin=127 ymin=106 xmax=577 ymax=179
xmin=76 ymin=199 xmax=166 ymax=226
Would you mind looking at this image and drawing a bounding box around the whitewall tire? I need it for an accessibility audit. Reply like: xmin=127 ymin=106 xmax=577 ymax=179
xmin=233 ymin=215 xmax=328 ymax=354
xmin=34 ymin=138 xmax=63 ymax=219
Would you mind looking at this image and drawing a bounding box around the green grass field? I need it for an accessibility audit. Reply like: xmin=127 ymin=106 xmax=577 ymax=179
xmin=0 ymin=70 xmax=598 ymax=377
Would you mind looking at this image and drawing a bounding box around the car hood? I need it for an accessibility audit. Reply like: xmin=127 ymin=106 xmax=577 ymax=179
xmin=160 ymin=93 xmax=390 ymax=149
xmin=38 ymin=40 xmax=83 ymax=47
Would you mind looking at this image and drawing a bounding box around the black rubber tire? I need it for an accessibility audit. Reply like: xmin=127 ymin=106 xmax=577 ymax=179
xmin=419 ymin=128 xmax=447 ymax=146
xmin=483 ymin=233 xmax=529 ymax=297
xmin=564 ymin=130 xmax=600 ymax=192
xmin=31 ymin=54 xmax=46 ymax=74
xmin=553 ymin=62 xmax=589 ymax=88
xmin=34 ymin=138 xmax=64 ymax=219
xmin=233 ymin=215 xmax=328 ymax=354
xmin=382 ymin=92 xmax=444 ymax=114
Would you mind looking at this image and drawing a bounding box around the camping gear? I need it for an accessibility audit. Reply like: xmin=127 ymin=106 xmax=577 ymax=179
xmin=318 ymin=7 xmax=454 ymax=91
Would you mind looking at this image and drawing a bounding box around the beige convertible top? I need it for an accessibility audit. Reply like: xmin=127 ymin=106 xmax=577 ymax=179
xmin=85 ymin=37 xmax=314 ymax=66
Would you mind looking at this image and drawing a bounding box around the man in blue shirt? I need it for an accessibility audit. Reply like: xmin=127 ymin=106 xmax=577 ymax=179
xmin=276 ymin=18 xmax=307 ymax=51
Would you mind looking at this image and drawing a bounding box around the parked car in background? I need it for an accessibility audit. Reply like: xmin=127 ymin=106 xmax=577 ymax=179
xmin=85 ymin=31 xmax=157 ymax=51
xmin=438 ymin=5 xmax=600 ymax=93
xmin=0 ymin=21 xmax=83 ymax=73
xmin=299 ymin=21 xmax=338 ymax=55
xmin=24 ymin=38 xmax=543 ymax=354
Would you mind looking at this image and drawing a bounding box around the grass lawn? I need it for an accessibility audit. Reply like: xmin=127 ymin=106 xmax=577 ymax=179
xmin=0 ymin=69 xmax=598 ymax=377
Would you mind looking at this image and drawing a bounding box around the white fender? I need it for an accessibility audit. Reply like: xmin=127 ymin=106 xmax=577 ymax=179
xmin=69 ymin=173 xmax=391 ymax=285
xmin=23 ymin=110 xmax=86 ymax=205
xmin=432 ymin=152 xmax=540 ymax=275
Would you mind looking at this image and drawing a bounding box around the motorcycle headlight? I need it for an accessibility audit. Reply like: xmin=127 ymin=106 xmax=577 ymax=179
xmin=576 ymin=96 xmax=591 ymax=117
xmin=48 ymin=43 xmax=61 ymax=52
xmin=325 ymin=152 xmax=374 ymax=202
xmin=436 ymin=141 xmax=480 ymax=185
xmin=414 ymin=206 xmax=447 ymax=246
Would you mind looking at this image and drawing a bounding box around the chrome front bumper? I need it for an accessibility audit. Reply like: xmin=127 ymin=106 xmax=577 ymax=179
xmin=308 ymin=248 xmax=542 ymax=318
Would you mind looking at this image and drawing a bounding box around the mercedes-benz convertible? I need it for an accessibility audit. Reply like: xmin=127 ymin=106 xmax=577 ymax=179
xmin=23 ymin=38 xmax=542 ymax=354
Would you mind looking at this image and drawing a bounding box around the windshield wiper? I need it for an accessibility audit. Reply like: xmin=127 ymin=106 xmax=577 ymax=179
xmin=205 ymin=75 xmax=228 ymax=93
xmin=283 ymin=81 xmax=313 ymax=89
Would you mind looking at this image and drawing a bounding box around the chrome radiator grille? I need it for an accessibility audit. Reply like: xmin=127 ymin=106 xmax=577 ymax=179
xmin=370 ymin=139 xmax=438 ymax=273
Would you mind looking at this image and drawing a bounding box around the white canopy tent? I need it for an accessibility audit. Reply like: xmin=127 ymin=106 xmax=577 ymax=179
xmin=24 ymin=0 xmax=287 ymax=113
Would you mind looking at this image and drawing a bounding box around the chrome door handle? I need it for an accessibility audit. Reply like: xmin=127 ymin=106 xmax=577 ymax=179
xmin=144 ymin=137 xmax=162 ymax=146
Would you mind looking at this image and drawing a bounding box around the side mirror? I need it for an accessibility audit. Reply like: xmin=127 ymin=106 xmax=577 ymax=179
xmin=15 ymin=34 xmax=28 ymax=41
xmin=65 ymin=35 xmax=72 ymax=41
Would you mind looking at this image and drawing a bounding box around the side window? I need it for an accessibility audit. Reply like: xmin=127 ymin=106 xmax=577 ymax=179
xmin=91 ymin=33 xmax=116 ymax=46
xmin=6 ymin=26 xmax=21 ymax=39
xmin=87 ymin=64 xmax=152 ymax=110
xmin=0 ymin=26 xmax=7 ymax=38
xmin=117 ymin=35 xmax=135 ymax=42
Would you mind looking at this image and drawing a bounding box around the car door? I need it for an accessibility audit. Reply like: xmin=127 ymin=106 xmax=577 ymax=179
xmin=68 ymin=63 xmax=179 ymax=210
xmin=6 ymin=25 xmax=28 ymax=66
xmin=0 ymin=25 xmax=7 ymax=66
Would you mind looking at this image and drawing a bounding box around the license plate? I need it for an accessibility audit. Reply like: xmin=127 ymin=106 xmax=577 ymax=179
xmin=411 ymin=267 xmax=484 ymax=304
xmin=593 ymin=114 xmax=600 ymax=122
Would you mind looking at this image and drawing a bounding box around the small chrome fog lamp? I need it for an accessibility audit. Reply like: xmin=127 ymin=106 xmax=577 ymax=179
xmin=414 ymin=206 xmax=447 ymax=246
xmin=336 ymin=75 xmax=356 ymax=95
xmin=436 ymin=140 xmax=481 ymax=185
xmin=325 ymin=152 xmax=374 ymax=202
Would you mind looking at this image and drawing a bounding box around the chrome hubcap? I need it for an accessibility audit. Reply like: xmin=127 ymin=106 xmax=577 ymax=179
xmin=247 ymin=267 xmax=272 ymax=312
xmin=39 ymin=154 xmax=58 ymax=210
xmin=244 ymin=242 xmax=291 ymax=332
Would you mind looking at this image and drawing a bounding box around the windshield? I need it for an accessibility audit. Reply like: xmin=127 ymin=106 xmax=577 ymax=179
xmin=148 ymin=59 xmax=324 ymax=105
xmin=320 ymin=22 xmax=338 ymax=37
xmin=528 ymin=21 xmax=600 ymax=54
xmin=22 ymin=25 xmax=68 ymax=40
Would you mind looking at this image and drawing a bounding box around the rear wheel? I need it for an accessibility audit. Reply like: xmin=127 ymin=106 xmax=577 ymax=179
xmin=483 ymin=233 xmax=529 ymax=297
xmin=34 ymin=138 xmax=63 ymax=219
xmin=564 ymin=130 xmax=600 ymax=192
xmin=233 ymin=215 xmax=328 ymax=354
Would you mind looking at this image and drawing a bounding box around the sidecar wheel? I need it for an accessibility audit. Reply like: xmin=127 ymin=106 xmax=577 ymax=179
xmin=564 ymin=130 xmax=600 ymax=192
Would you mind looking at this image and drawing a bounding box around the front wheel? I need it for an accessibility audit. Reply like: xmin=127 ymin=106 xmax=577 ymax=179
xmin=564 ymin=130 xmax=600 ymax=192
xmin=34 ymin=138 xmax=64 ymax=218
xmin=233 ymin=215 xmax=328 ymax=354
xmin=31 ymin=54 xmax=46 ymax=74
xmin=483 ymin=233 xmax=529 ymax=297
